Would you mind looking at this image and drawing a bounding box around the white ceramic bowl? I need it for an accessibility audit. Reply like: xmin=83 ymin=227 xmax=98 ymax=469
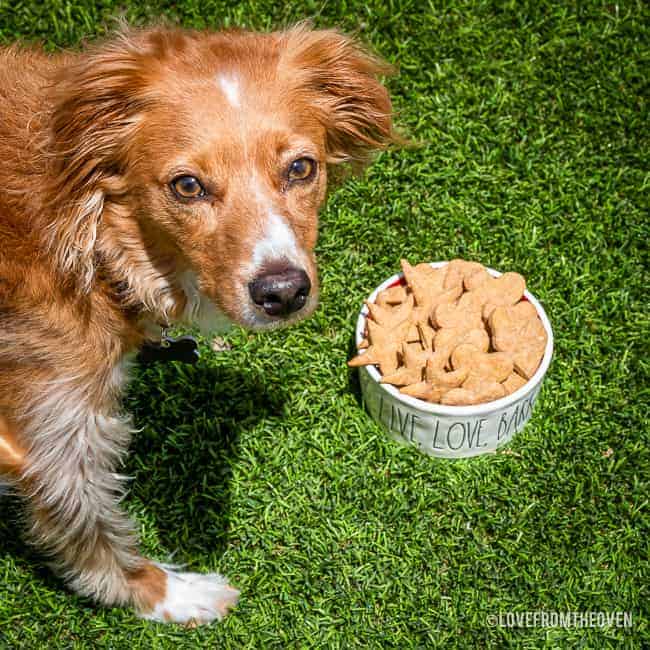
xmin=354 ymin=262 xmax=554 ymax=458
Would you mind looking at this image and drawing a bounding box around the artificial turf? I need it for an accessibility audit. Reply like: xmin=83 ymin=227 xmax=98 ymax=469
xmin=0 ymin=0 xmax=648 ymax=647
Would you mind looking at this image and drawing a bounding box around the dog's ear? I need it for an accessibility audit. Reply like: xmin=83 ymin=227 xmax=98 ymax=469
xmin=46 ymin=31 xmax=154 ymax=292
xmin=281 ymin=25 xmax=399 ymax=164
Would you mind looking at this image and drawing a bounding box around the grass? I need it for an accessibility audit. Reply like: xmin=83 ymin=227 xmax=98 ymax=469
xmin=0 ymin=0 xmax=648 ymax=647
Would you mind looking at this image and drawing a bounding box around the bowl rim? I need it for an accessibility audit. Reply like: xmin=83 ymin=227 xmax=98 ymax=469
xmin=354 ymin=261 xmax=554 ymax=416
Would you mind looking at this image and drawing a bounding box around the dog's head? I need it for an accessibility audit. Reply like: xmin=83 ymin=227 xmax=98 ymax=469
xmin=47 ymin=25 xmax=396 ymax=332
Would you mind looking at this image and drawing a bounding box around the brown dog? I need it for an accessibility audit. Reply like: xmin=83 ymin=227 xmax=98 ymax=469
xmin=0 ymin=24 xmax=395 ymax=623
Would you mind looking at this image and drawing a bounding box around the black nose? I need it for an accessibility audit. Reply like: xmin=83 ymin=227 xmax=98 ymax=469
xmin=248 ymin=267 xmax=311 ymax=317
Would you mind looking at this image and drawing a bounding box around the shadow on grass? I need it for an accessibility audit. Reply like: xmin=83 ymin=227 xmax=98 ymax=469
xmin=347 ymin=327 xmax=364 ymax=408
xmin=126 ymin=356 xmax=288 ymax=560
xmin=0 ymin=355 xmax=287 ymax=589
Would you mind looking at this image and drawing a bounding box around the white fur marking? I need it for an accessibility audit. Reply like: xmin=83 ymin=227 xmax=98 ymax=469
xmin=178 ymin=271 xmax=232 ymax=335
xmin=141 ymin=564 xmax=239 ymax=624
xmin=252 ymin=213 xmax=302 ymax=270
xmin=218 ymin=75 xmax=240 ymax=108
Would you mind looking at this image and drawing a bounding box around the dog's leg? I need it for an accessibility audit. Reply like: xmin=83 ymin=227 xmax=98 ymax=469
xmin=0 ymin=415 xmax=26 ymax=476
xmin=12 ymin=396 xmax=238 ymax=624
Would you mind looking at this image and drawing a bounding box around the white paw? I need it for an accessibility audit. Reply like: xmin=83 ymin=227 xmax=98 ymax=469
xmin=140 ymin=564 xmax=239 ymax=625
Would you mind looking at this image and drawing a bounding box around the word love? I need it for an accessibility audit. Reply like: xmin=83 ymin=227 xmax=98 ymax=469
xmin=371 ymin=389 xmax=539 ymax=453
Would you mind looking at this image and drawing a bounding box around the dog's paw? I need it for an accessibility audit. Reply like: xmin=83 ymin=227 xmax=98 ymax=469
xmin=139 ymin=565 xmax=239 ymax=625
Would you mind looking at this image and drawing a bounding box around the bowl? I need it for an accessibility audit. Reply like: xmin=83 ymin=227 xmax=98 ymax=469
xmin=353 ymin=262 xmax=554 ymax=458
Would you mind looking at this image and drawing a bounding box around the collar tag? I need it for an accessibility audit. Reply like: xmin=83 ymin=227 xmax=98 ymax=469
xmin=138 ymin=335 xmax=200 ymax=365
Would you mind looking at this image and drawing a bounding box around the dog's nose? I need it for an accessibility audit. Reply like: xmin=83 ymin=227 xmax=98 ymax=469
xmin=248 ymin=267 xmax=311 ymax=316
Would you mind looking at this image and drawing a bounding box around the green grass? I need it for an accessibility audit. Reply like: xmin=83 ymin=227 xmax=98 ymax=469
xmin=1 ymin=0 xmax=648 ymax=647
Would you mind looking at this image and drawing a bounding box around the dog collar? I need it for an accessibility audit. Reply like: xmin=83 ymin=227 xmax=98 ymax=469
xmin=93 ymin=253 xmax=200 ymax=365
xmin=137 ymin=325 xmax=200 ymax=365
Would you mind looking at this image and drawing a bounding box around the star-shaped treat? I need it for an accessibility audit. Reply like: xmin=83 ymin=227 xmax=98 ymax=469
xmin=381 ymin=342 xmax=433 ymax=386
xmin=400 ymin=381 xmax=448 ymax=403
xmin=400 ymin=259 xmax=461 ymax=325
xmin=365 ymin=294 xmax=414 ymax=330
xmin=348 ymin=319 xmax=411 ymax=375
xmin=425 ymin=356 xmax=469 ymax=388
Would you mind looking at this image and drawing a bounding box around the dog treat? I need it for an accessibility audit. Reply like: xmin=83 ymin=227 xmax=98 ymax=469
xmin=502 ymin=372 xmax=528 ymax=395
xmin=425 ymin=356 xmax=469 ymax=389
xmin=406 ymin=323 xmax=422 ymax=343
xmin=381 ymin=366 xmax=422 ymax=386
xmin=375 ymin=284 xmax=408 ymax=307
xmin=400 ymin=381 xmax=448 ymax=403
xmin=417 ymin=322 xmax=436 ymax=350
xmin=348 ymin=319 xmax=411 ymax=375
xmin=350 ymin=259 xmax=547 ymax=406
xmin=458 ymin=271 xmax=526 ymax=320
xmin=400 ymin=259 xmax=462 ymax=323
xmin=365 ymin=294 xmax=414 ymax=330
xmin=443 ymin=259 xmax=487 ymax=290
xmin=381 ymin=343 xmax=430 ymax=386
xmin=400 ymin=352 xmax=469 ymax=402
xmin=432 ymin=301 xmax=483 ymax=330
xmin=434 ymin=327 xmax=490 ymax=359
xmin=451 ymin=343 xmax=513 ymax=384
xmin=441 ymin=381 xmax=506 ymax=406
xmin=489 ymin=302 xmax=547 ymax=379
xmin=402 ymin=342 xmax=434 ymax=370
xmin=463 ymin=267 xmax=492 ymax=290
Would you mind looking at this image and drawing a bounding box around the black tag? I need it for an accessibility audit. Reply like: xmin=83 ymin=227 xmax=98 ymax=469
xmin=138 ymin=335 xmax=200 ymax=365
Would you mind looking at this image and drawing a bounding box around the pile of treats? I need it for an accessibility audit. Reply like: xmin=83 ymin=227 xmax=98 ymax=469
xmin=349 ymin=259 xmax=548 ymax=406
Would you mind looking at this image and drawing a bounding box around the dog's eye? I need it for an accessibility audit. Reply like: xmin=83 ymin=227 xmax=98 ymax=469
xmin=288 ymin=158 xmax=316 ymax=183
xmin=170 ymin=176 xmax=206 ymax=199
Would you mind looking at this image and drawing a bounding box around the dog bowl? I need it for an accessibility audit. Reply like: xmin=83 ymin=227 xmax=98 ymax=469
xmin=354 ymin=262 xmax=553 ymax=458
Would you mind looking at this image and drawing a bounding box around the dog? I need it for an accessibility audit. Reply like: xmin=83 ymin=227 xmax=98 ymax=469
xmin=0 ymin=23 xmax=395 ymax=624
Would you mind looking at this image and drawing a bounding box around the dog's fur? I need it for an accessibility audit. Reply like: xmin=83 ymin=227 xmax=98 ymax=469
xmin=0 ymin=24 xmax=395 ymax=623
